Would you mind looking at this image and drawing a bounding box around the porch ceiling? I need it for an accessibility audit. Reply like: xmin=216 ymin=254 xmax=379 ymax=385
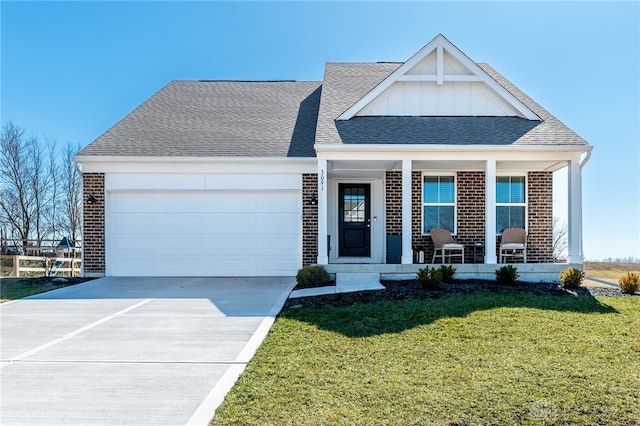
xmin=327 ymin=159 xmax=566 ymax=174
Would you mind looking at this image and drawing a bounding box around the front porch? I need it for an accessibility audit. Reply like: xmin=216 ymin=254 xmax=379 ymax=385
xmin=304 ymin=150 xmax=587 ymax=275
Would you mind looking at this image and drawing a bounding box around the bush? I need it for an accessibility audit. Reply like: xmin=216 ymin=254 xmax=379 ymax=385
xmin=417 ymin=266 xmax=442 ymax=290
xmin=295 ymin=265 xmax=331 ymax=288
xmin=560 ymin=267 xmax=584 ymax=289
xmin=495 ymin=265 xmax=519 ymax=286
xmin=439 ymin=265 xmax=456 ymax=283
xmin=618 ymin=272 xmax=640 ymax=294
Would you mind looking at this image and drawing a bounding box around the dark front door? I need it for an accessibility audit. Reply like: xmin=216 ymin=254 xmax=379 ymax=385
xmin=338 ymin=183 xmax=371 ymax=257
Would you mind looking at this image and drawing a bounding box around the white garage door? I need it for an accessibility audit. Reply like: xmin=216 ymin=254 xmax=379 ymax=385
xmin=107 ymin=191 xmax=301 ymax=276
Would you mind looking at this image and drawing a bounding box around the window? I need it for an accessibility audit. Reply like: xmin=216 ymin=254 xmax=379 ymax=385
xmin=496 ymin=176 xmax=526 ymax=233
xmin=342 ymin=186 xmax=366 ymax=223
xmin=423 ymin=175 xmax=455 ymax=234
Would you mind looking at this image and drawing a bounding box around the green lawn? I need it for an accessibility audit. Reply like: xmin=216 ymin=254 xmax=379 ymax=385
xmin=0 ymin=277 xmax=90 ymax=302
xmin=213 ymin=293 xmax=640 ymax=425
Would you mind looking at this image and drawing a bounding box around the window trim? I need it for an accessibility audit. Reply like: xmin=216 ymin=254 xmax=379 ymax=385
xmin=496 ymin=173 xmax=528 ymax=235
xmin=422 ymin=172 xmax=457 ymax=236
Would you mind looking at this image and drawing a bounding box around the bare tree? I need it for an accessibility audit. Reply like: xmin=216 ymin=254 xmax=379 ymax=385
xmin=0 ymin=122 xmax=84 ymax=250
xmin=44 ymin=139 xmax=61 ymax=242
xmin=29 ymin=136 xmax=58 ymax=245
xmin=0 ymin=122 xmax=36 ymax=247
xmin=552 ymin=217 xmax=568 ymax=262
xmin=61 ymin=142 xmax=82 ymax=242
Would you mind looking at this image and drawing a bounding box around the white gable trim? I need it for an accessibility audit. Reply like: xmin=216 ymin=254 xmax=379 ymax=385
xmin=337 ymin=35 xmax=540 ymax=121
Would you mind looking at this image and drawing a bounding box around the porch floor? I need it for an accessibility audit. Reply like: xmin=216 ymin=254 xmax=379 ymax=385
xmin=322 ymin=262 xmax=579 ymax=284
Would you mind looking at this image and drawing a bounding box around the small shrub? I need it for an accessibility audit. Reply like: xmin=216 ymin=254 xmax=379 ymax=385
xmin=439 ymin=265 xmax=456 ymax=283
xmin=495 ymin=265 xmax=519 ymax=286
xmin=618 ymin=272 xmax=640 ymax=294
xmin=560 ymin=267 xmax=584 ymax=289
xmin=417 ymin=266 xmax=442 ymax=290
xmin=296 ymin=265 xmax=331 ymax=288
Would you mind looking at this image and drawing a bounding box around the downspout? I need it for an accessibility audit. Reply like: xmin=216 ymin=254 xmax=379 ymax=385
xmin=578 ymin=149 xmax=591 ymax=263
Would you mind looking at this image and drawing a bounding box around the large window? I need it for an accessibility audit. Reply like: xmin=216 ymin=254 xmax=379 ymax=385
xmin=496 ymin=176 xmax=526 ymax=233
xmin=423 ymin=175 xmax=455 ymax=234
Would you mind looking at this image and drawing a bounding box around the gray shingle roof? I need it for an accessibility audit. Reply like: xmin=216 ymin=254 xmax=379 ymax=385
xmin=78 ymin=80 xmax=322 ymax=157
xmin=79 ymin=56 xmax=589 ymax=159
xmin=316 ymin=62 xmax=589 ymax=147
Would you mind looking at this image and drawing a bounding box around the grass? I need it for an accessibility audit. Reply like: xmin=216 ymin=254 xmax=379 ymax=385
xmin=584 ymin=262 xmax=640 ymax=282
xmin=213 ymin=293 xmax=640 ymax=425
xmin=0 ymin=277 xmax=90 ymax=303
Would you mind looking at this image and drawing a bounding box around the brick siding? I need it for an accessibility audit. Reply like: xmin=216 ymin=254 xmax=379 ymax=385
xmin=82 ymin=173 xmax=105 ymax=275
xmin=302 ymin=174 xmax=318 ymax=266
xmin=456 ymin=172 xmax=486 ymax=263
xmin=526 ymin=171 xmax=553 ymax=263
xmin=384 ymin=171 xmax=402 ymax=263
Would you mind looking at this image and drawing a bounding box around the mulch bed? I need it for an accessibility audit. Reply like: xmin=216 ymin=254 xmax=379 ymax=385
xmin=283 ymin=279 xmax=631 ymax=311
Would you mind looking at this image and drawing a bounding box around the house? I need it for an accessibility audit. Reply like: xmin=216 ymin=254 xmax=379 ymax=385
xmin=75 ymin=35 xmax=591 ymax=280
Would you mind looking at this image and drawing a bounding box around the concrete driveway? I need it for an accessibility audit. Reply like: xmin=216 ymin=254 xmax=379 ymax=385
xmin=0 ymin=277 xmax=295 ymax=425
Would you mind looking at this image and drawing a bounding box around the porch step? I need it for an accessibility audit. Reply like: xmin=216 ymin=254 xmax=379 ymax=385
xmin=335 ymin=272 xmax=385 ymax=293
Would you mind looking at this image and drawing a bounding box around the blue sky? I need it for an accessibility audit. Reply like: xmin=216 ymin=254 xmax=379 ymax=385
xmin=2 ymin=1 xmax=639 ymax=260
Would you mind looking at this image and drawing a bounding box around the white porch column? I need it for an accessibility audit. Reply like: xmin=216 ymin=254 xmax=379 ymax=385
xmin=401 ymin=159 xmax=413 ymax=264
xmin=316 ymin=159 xmax=329 ymax=265
xmin=485 ymin=160 xmax=497 ymax=264
xmin=567 ymin=158 xmax=583 ymax=264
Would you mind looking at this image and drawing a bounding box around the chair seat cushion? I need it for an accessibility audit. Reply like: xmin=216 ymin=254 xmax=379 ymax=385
xmin=501 ymin=243 xmax=525 ymax=250
xmin=443 ymin=243 xmax=464 ymax=250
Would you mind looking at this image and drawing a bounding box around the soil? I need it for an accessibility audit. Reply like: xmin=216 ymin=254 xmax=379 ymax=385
xmin=283 ymin=279 xmax=634 ymax=311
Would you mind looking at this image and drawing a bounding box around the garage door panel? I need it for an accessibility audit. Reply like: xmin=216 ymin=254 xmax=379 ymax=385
xmin=254 ymin=237 xmax=298 ymax=251
xmin=111 ymin=214 xmax=157 ymax=231
xmin=256 ymin=194 xmax=300 ymax=212
xmin=256 ymin=214 xmax=299 ymax=232
xmin=110 ymin=194 xmax=199 ymax=213
xmin=204 ymin=195 xmax=252 ymax=212
xmin=208 ymin=238 xmax=251 ymax=251
xmin=108 ymin=191 xmax=301 ymax=277
xmin=256 ymin=258 xmax=300 ymax=273
xmin=159 ymin=215 xmax=206 ymax=233
xmin=206 ymin=259 xmax=252 ymax=275
xmin=206 ymin=216 xmax=253 ymax=232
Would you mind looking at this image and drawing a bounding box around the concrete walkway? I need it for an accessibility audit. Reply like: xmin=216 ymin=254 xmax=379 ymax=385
xmin=0 ymin=277 xmax=295 ymax=425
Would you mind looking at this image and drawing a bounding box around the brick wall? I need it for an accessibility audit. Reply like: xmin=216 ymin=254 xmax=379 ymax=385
xmin=82 ymin=173 xmax=105 ymax=276
xmin=385 ymin=171 xmax=402 ymax=235
xmin=526 ymin=171 xmax=553 ymax=263
xmin=412 ymin=171 xmax=430 ymax=261
xmin=302 ymin=174 xmax=318 ymax=266
xmin=456 ymin=172 xmax=486 ymax=263
xmin=385 ymin=171 xmax=402 ymax=263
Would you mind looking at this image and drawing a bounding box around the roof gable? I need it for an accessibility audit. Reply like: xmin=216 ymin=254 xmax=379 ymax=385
xmin=338 ymin=34 xmax=540 ymax=121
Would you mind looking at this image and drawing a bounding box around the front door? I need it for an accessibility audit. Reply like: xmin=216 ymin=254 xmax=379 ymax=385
xmin=338 ymin=183 xmax=371 ymax=257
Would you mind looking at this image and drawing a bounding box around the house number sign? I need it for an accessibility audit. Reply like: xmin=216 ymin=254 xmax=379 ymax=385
xmin=320 ymin=169 xmax=325 ymax=191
